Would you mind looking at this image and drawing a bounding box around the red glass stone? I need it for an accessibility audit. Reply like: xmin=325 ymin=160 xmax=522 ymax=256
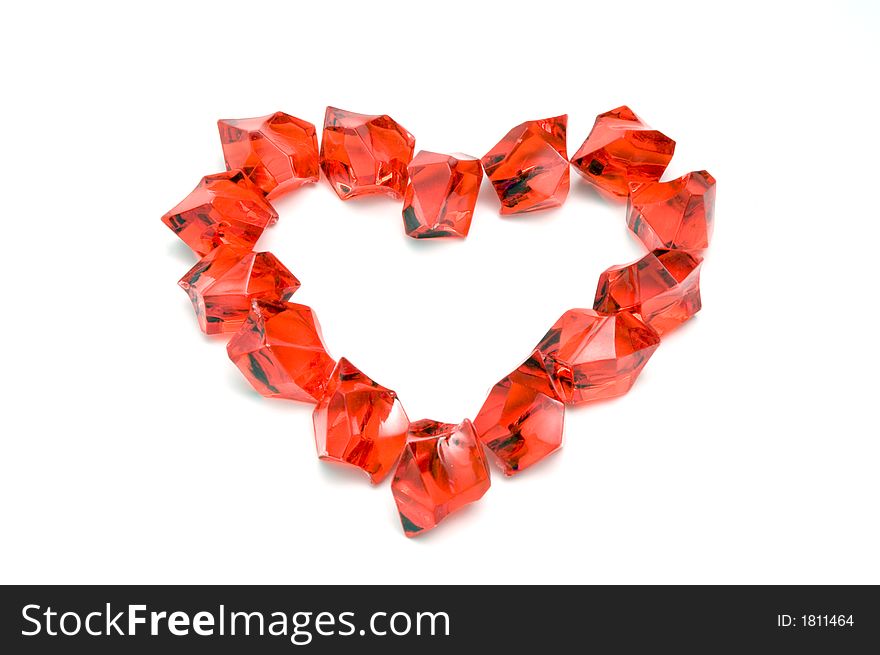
xmin=313 ymin=358 xmax=409 ymax=484
xmin=218 ymin=112 xmax=319 ymax=199
xmin=401 ymin=151 xmax=483 ymax=238
xmin=473 ymin=352 xmax=564 ymax=476
xmin=481 ymin=115 xmax=570 ymax=214
xmin=392 ymin=419 xmax=491 ymax=537
xmin=534 ymin=308 xmax=660 ymax=405
xmin=161 ymin=171 xmax=278 ymax=257
xmin=593 ymin=249 xmax=703 ymax=335
xmin=178 ymin=244 xmax=300 ymax=335
xmin=319 ymin=106 xmax=415 ymax=200
xmin=226 ymin=300 xmax=336 ymax=402
xmin=627 ymin=171 xmax=716 ymax=251
xmin=571 ymin=106 xmax=675 ymax=200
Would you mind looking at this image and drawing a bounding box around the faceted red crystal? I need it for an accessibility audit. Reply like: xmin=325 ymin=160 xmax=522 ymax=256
xmin=534 ymin=308 xmax=660 ymax=405
xmin=391 ymin=419 xmax=491 ymax=537
xmin=401 ymin=151 xmax=483 ymax=238
xmin=319 ymin=107 xmax=415 ymax=200
xmin=473 ymin=352 xmax=564 ymax=476
xmin=627 ymin=171 xmax=716 ymax=251
xmin=226 ymin=300 xmax=336 ymax=402
xmin=313 ymin=358 xmax=409 ymax=483
xmin=217 ymin=112 xmax=319 ymax=199
xmin=571 ymin=106 xmax=675 ymax=200
xmin=481 ymin=115 xmax=570 ymax=214
xmin=178 ymin=244 xmax=300 ymax=335
xmin=161 ymin=171 xmax=278 ymax=257
xmin=593 ymin=249 xmax=703 ymax=335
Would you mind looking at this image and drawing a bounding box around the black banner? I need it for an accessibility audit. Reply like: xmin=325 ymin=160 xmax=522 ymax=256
xmin=1 ymin=585 xmax=876 ymax=652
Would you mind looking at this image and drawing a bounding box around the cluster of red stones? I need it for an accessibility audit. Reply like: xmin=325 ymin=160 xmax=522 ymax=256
xmin=162 ymin=106 xmax=715 ymax=537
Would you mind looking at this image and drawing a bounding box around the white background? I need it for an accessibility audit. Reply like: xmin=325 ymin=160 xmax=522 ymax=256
xmin=1 ymin=1 xmax=877 ymax=584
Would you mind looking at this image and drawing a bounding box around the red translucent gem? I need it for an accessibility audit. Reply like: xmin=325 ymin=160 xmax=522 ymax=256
xmin=534 ymin=309 xmax=660 ymax=405
xmin=481 ymin=115 xmax=570 ymax=214
xmin=178 ymin=244 xmax=300 ymax=335
xmin=217 ymin=112 xmax=319 ymax=199
xmin=226 ymin=300 xmax=336 ymax=402
xmin=161 ymin=171 xmax=278 ymax=257
xmin=593 ymin=249 xmax=703 ymax=335
xmin=392 ymin=419 xmax=491 ymax=537
xmin=627 ymin=171 xmax=716 ymax=251
xmin=571 ymin=106 xmax=675 ymax=200
xmin=473 ymin=352 xmax=564 ymax=476
xmin=313 ymin=358 xmax=409 ymax=484
xmin=402 ymin=151 xmax=483 ymax=238
xmin=319 ymin=106 xmax=415 ymax=200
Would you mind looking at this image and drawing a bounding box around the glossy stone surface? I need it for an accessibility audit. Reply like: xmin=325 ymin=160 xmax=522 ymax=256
xmin=218 ymin=112 xmax=319 ymax=199
xmin=473 ymin=352 xmax=564 ymax=475
xmin=313 ymin=358 xmax=409 ymax=483
xmin=402 ymin=151 xmax=483 ymax=238
xmin=627 ymin=171 xmax=716 ymax=251
xmin=571 ymin=106 xmax=675 ymax=200
xmin=392 ymin=419 xmax=491 ymax=537
xmin=481 ymin=115 xmax=569 ymax=214
xmin=319 ymin=106 xmax=415 ymax=200
xmin=178 ymin=244 xmax=300 ymax=334
xmin=226 ymin=300 xmax=336 ymax=402
xmin=593 ymin=249 xmax=703 ymax=335
xmin=161 ymin=170 xmax=278 ymax=256
xmin=534 ymin=308 xmax=660 ymax=405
